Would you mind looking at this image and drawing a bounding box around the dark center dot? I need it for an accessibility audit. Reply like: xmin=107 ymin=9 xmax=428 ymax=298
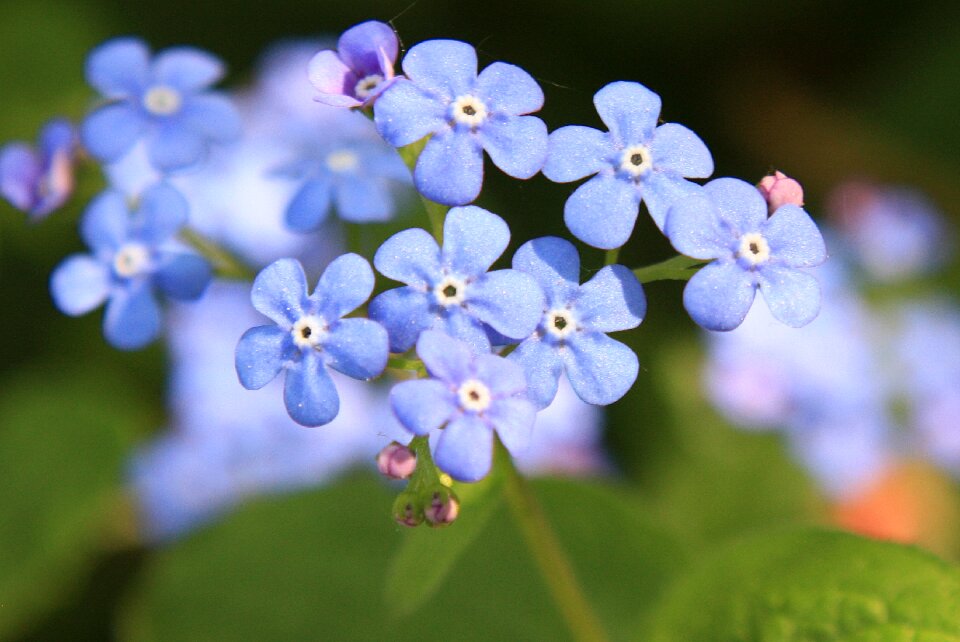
xmin=749 ymin=242 xmax=760 ymax=255
xmin=443 ymin=284 xmax=458 ymax=298
xmin=462 ymin=105 xmax=476 ymax=116
xmin=468 ymin=389 xmax=480 ymax=402
xmin=301 ymin=326 xmax=312 ymax=338
xmin=630 ymin=153 xmax=644 ymax=166
xmin=553 ymin=315 xmax=568 ymax=330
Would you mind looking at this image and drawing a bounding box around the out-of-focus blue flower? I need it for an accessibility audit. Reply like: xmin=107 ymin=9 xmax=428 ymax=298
xmin=235 ymin=255 xmax=388 ymax=426
xmin=368 ymin=205 xmax=544 ymax=353
xmin=49 ymin=184 xmax=211 ymax=349
xmin=308 ymin=20 xmax=398 ymax=108
xmin=390 ymin=330 xmax=536 ymax=481
xmin=0 ymin=119 xmax=76 ymax=219
xmin=81 ymin=37 xmax=241 ymax=171
xmin=509 ymin=236 xmax=645 ymax=408
xmin=543 ymin=81 xmax=713 ymax=248
xmin=374 ymin=39 xmax=548 ymax=205
xmin=666 ymin=177 xmax=827 ymax=331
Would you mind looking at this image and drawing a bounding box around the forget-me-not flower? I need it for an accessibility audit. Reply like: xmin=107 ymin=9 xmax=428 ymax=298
xmin=543 ymin=81 xmax=713 ymax=248
xmin=0 ymin=118 xmax=76 ymax=220
xmin=390 ymin=330 xmax=536 ymax=481
xmin=235 ymin=255 xmax=389 ymax=426
xmin=308 ymin=20 xmax=398 ymax=108
xmin=49 ymin=183 xmax=212 ymax=349
xmin=373 ymin=39 xmax=548 ymax=206
xmin=509 ymin=236 xmax=646 ymax=408
xmin=665 ymin=177 xmax=827 ymax=331
xmin=81 ymin=37 xmax=241 ymax=171
xmin=368 ymin=205 xmax=544 ymax=353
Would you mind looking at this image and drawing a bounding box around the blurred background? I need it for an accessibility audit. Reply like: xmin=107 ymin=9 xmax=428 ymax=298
xmin=2 ymin=0 xmax=959 ymax=639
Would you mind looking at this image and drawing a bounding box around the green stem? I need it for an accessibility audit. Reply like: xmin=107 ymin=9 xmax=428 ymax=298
xmin=498 ymin=439 xmax=609 ymax=642
xmin=387 ymin=356 xmax=427 ymax=376
xmin=604 ymin=248 xmax=620 ymax=266
xmin=398 ymin=138 xmax=448 ymax=242
xmin=632 ymin=254 xmax=705 ymax=283
xmin=181 ymin=228 xmax=257 ymax=281
xmin=406 ymin=435 xmax=444 ymax=491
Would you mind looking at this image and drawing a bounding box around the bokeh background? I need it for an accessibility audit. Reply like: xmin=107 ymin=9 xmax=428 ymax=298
xmin=2 ymin=0 xmax=959 ymax=639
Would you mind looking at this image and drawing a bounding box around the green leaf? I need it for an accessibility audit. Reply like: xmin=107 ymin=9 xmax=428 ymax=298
xmin=643 ymin=528 xmax=960 ymax=641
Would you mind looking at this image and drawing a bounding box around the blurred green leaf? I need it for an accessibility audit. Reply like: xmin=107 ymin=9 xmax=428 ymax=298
xmin=643 ymin=528 xmax=960 ymax=641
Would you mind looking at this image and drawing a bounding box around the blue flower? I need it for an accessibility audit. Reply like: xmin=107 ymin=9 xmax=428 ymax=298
xmin=390 ymin=330 xmax=536 ymax=481
xmin=0 ymin=118 xmax=76 ymax=219
xmin=81 ymin=37 xmax=241 ymax=171
xmin=368 ymin=205 xmax=544 ymax=353
xmin=543 ymin=81 xmax=713 ymax=249
xmin=235 ymin=255 xmax=389 ymax=427
xmin=373 ymin=39 xmax=548 ymax=206
xmin=308 ymin=20 xmax=399 ymax=108
xmin=665 ymin=177 xmax=827 ymax=331
xmin=509 ymin=236 xmax=645 ymax=408
xmin=49 ymin=183 xmax=212 ymax=349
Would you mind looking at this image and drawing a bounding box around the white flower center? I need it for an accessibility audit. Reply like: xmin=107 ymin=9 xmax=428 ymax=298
xmin=451 ymin=95 xmax=488 ymax=128
xmin=292 ymin=315 xmax=326 ymax=348
xmin=457 ymin=379 xmax=492 ymax=412
xmin=143 ymin=85 xmax=183 ymax=116
xmin=434 ymin=275 xmax=467 ymax=307
xmin=325 ymin=149 xmax=359 ymax=173
xmin=738 ymin=232 xmax=771 ymax=265
xmin=620 ymin=144 xmax=653 ymax=177
xmin=545 ymin=308 xmax=577 ymax=339
xmin=354 ymin=74 xmax=384 ymax=100
xmin=113 ymin=243 xmax=151 ymax=278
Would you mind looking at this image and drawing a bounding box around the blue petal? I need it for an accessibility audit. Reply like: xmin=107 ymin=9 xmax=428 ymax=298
xmin=543 ymin=126 xmax=611 ymax=183
xmin=762 ymin=204 xmax=827 ymax=268
xmin=593 ymin=81 xmax=661 ymax=145
xmin=153 ymin=47 xmax=225 ymax=91
xmin=338 ymin=20 xmax=398 ymax=76
xmin=645 ymin=172 xmax=708 ymax=231
xmin=374 ymin=79 xmax=446 ymax=147
xmin=479 ymin=115 xmax=548 ymax=179
xmin=402 ymin=40 xmax=476 ymax=99
xmin=154 ymin=253 xmax=211 ymax=300
xmin=486 ymin=396 xmax=536 ymax=455
xmin=39 ymin=119 xmax=76 ymax=157
xmin=312 ymin=252 xmax=375 ymax=319
xmin=285 ymin=178 xmax=333 ymax=233
xmin=81 ymin=190 xmax=129 ymax=252
xmin=235 ymin=324 xmax=291 ymax=389
xmin=251 ymin=258 xmax=308 ymax=326
xmin=283 ymin=350 xmax=339 ymax=426
xmin=86 ymin=37 xmax=150 ymax=97
xmin=180 ymin=93 xmax=241 ymax=142
xmin=137 ymin=183 xmax=189 ymax=244
xmin=416 ymin=329 xmax=473 ymax=383
xmin=323 ymin=318 xmax=388 ymax=379
xmin=438 ymin=308 xmax=492 ymax=353
xmin=475 ymin=62 xmax=543 ymax=115
xmin=509 ymin=338 xmax=563 ymax=409
xmin=50 ymin=254 xmax=110 ymax=315
xmin=368 ymin=287 xmax=434 ymax=353
xmin=663 ymin=190 xmax=729 ymax=259
xmin=649 ymin=123 xmax=713 ymax=178
xmin=467 ymin=269 xmax=544 ymax=341
xmin=564 ymin=173 xmax=640 ymax=249
xmin=103 ymin=283 xmax=162 ymax=350
xmin=0 ymin=144 xmax=40 ymax=210
xmin=335 ymin=175 xmax=392 ymax=222
xmin=434 ymin=414 xmax=493 ymax=481
xmin=575 ymin=264 xmax=645 ymax=332
xmin=757 ymin=265 xmax=821 ymax=327
xmin=148 ymin=121 xmax=205 ymax=171
xmin=308 ymin=50 xmax=360 ymax=107
xmin=415 ymin=129 xmax=483 ymax=206
xmin=373 ymin=227 xmax=441 ymax=287
xmin=703 ymin=177 xmax=768 ymax=234
xmin=512 ymin=236 xmax=580 ymax=301
xmin=442 ymin=205 xmax=509 ymax=276
xmin=473 ymin=353 xmax=527 ymax=397
xmin=562 ymin=332 xmax=638 ymax=405
xmin=683 ymin=261 xmax=756 ymax=331
xmin=390 ymin=379 xmax=455 ymax=435
xmin=81 ymin=103 xmax=146 ymax=162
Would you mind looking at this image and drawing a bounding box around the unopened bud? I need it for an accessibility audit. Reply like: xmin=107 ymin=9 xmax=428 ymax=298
xmin=757 ymin=170 xmax=804 ymax=213
xmin=377 ymin=442 xmax=417 ymax=479
xmin=392 ymin=491 xmax=424 ymax=527
xmin=424 ymin=488 xmax=460 ymax=527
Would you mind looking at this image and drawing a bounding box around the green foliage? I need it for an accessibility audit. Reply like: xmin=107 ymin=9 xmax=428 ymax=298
xmin=643 ymin=528 xmax=960 ymax=641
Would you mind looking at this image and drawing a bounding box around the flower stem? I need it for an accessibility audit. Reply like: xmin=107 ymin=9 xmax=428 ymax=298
xmin=632 ymin=254 xmax=705 ymax=283
xmin=181 ymin=228 xmax=257 ymax=281
xmin=604 ymin=247 xmax=620 ymax=266
xmin=497 ymin=439 xmax=609 ymax=642
xmin=398 ymin=137 xmax=448 ymax=242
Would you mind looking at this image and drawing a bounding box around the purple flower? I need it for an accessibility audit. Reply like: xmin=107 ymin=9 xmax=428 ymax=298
xmin=543 ymin=81 xmax=713 ymax=249
xmin=368 ymin=205 xmax=545 ymax=354
xmin=666 ymin=177 xmax=827 ymax=331
xmin=49 ymin=184 xmax=211 ymax=349
xmin=373 ymin=39 xmax=548 ymax=205
xmin=390 ymin=331 xmax=536 ymax=481
xmin=307 ymin=20 xmax=399 ymax=108
xmin=0 ymin=119 xmax=76 ymax=220
xmin=509 ymin=236 xmax=645 ymax=408
xmin=81 ymin=38 xmax=241 ymax=171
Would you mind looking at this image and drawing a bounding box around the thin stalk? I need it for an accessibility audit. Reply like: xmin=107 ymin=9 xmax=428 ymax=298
xmin=398 ymin=138 xmax=448 ymax=242
xmin=632 ymin=254 xmax=705 ymax=283
xmin=181 ymin=228 xmax=257 ymax=281
xmin=604 ymin=247 xmax=620 ymax=266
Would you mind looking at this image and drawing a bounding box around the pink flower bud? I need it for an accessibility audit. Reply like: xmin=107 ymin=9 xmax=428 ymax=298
xmin=424 ymin=490 xmax=460 ymax=527
xmin=392 ymin=492 xmax=424 ymax=527
xmin=757 ymin=170 xmax=804 ymax=213
xmin=377 ymin=442 xmax=417 ymax=479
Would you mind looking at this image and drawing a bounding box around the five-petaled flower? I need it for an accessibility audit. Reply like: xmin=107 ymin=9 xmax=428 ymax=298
xmin=0 ymin=118 xmax=77 ymax=220
xmin=307 ymin=20 xmax=399 ymax=109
